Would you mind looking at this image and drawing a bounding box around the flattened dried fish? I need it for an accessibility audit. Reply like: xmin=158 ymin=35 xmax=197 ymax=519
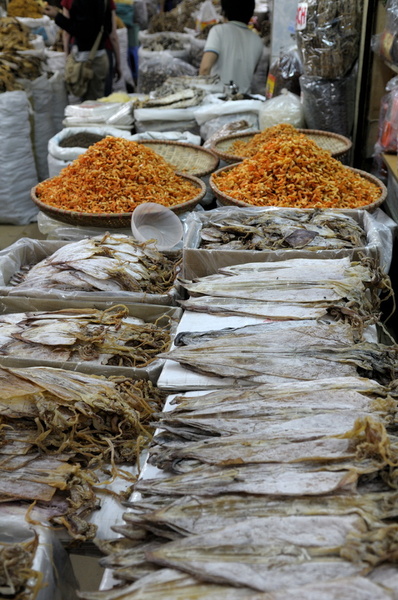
xmin=146 ymin=515 xmax=370 ymax=592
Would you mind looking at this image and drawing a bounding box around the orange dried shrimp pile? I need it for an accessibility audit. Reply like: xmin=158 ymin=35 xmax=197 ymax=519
xmin=231 ymin=123 xmax=301 ymax=157
xmin=36 ymin=137 xmax=199 ymax=214
xmin=212 ymin=135 xmax=382 ymax=210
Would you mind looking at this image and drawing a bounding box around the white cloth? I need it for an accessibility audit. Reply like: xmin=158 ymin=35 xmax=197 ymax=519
xmin=203 ymin=21 xmax=264 ymax=94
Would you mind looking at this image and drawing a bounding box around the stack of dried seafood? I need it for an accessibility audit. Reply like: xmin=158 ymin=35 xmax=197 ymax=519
xmin=79 ymin=376 xmax=398 ymax=598
xmin=196 ymin=209 xmax=367 ymax=250
xmin=148 ymin=0 xmax=203 ymax=33
xmin=0 ymin=534 xmax=41 ymax=598
xmin=0 ymin=18 xmax=33 ymax=51
xmin=0 ymin=365 xmax=165 ymax=540
xmin=0 ymin=305 xmax=171 ymax=367
xmin=10 ymin=234 xmax=181 ymax=295
xmin=177 ymin=257 xmax=390 ymax=327
xmin=7 ymin=0 xmax=43 ymax=18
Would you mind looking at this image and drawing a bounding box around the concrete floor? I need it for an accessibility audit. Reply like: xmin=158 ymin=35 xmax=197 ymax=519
xmin=0 ymin=222 xmax=46 ymax=251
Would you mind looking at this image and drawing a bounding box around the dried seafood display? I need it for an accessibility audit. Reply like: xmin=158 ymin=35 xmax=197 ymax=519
xmin=0 ymin=305 xmax=171 ymax=367
xmin=229 ymin=123 xmax=303 ymax=158
xmin=0 ymin=52 xmax=43 ymax=92
xmin=161 ymin=320 xmax=398 ymax=384
xmin=144 ymin=87 xmax=205 ymax=109
xmin=0 ymin=365 xmax=165 ymax=540
xmin=141 ymin=33 xmax=187 ymax=52
xmin=9 ymin=234 xmax=181 ymax=295
xmin=0 ymin=17 xmax=33 ymax=51
xmin=211 ymin=131 xmax=382 ymax=209
xmin=35 ymin=138 xmax=201 ymax=214
xmin=178 ymin=257 xmax=390 ymax=324
xmin=78 ymin=375 xmax=398 ymax=598
xmin=7 ymin=0 xmax=43 ymax=18
xmin=0 ymin=534 xmax=41 ymax=598
xmin=196 ymin=209 xmax=368 ymax=251
xmin=148 ymin=0 xmax=204 ymax=33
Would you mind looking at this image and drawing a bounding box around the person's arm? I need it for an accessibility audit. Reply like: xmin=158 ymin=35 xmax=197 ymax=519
xmin=62 ymin=7 xmax=71 ymax=54
xmin=109 ymin=10 xmax=122 ymax=80
xmin=199 ymin=50 xmax=218 ymax=76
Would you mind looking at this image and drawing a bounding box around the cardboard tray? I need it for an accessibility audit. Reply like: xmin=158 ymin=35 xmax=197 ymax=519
xmin=182 ymin=207 xmax=389 ymax=279
xmin=0 ymin=238 xmax=182 ymax=306
xmin=0 ymin=297 xmax=182 ymax=383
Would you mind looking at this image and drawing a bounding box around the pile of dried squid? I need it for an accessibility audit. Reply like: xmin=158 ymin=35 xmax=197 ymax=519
xmin=0 ymin=365 xmax=165 ymax=540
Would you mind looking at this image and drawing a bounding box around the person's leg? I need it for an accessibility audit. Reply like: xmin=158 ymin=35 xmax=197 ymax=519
xmin=84 ymin=53 xmax=109 ymax=101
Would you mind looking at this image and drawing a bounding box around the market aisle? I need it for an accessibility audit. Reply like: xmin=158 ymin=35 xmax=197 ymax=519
xmin=0 ymin=223 xmax=46 ymax=251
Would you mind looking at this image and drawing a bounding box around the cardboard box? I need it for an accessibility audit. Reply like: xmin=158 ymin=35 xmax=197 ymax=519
xmin=0 ymin=238 xmax=182 ymax=306
xmin=182 ymin=207 xmax=390 ymax=279
xmin=0 ymin=297 xmax=182 ymax=383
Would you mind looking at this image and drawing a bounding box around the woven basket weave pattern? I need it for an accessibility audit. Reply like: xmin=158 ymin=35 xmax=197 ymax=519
xmin=140 ymin=141 xmax=219 ymax=178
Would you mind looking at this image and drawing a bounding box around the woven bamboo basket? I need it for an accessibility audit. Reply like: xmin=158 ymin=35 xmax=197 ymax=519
xmin=31 ymin=173 xmax=207 ymax=228
xmin=209 ymin=165 xmax=387 ymax=213
xmin=139 ymin=140 xmax=219 ymax=177
xmin=211 ymin=129 xmax=353 ymax=164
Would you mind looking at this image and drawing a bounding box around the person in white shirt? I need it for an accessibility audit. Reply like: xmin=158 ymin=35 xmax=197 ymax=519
xmin=199 ymin=0 xmax=263 ymax=94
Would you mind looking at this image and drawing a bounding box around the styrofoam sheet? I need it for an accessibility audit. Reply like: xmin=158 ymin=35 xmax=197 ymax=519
xmin=0 ymin=237 xmax=182 ymax=306
xmin=157 ymin=311 xmax=265 ymax=391
xmin=0 ymin=297 xmax=182 ymax=383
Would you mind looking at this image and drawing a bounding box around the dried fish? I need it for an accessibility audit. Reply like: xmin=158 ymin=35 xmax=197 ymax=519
xmin=12 ymin=234 xmax=181 ymax=295
xmin=0 ymin=305 xmax=171 ymax=368
xmin=197 ymin=209 xmax=367 ymax=251
xmin=146 ymin=514 xmax=373 ymax=592
xmin=0 ymin=534 xmax=41 ymax=599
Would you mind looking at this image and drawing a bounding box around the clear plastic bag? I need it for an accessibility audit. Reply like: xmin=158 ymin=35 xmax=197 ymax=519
xmin=374 ymin=76 xmax=398 ymax=154
xmin=265 ymin=47 xmax=302 ymax=99
xmin=296 ymin=0 xmax=362 ymax=78
xmin=300 ymin=64 xmax=357 ymax=137
xmin=258 ymin=90 xmax=305 ymax=129
xmin=137 ymin=51 xmax=197 ymax=94
xmin=371 ymin=0 xmax=398 ymax=65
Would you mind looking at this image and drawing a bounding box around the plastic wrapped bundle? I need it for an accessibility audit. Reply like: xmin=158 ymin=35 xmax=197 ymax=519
xmin=265 ymin=47 xmax=303 ymax=99
xmin=296 ymin=0 xmax=362 ymax=79
xmin=300 ymin=64 xmax=357 ymax=138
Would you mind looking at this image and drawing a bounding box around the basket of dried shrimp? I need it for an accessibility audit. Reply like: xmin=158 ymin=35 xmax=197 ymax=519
xmin=32 ymin=173 xmax=206 ymax=227
xmin=211 ymin=128 xmax=353 ymax=164
xmin=209 ymin=164 xmax=387 ymax=213
xmin=139 ymin=140 xmax=219 ymax=177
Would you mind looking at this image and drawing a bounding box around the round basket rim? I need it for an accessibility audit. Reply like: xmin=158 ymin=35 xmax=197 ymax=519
xmin=209 ymin=164 xmax=387 ymax=213
xmin=211 ymin=128 xmax=353 ymax=163
xmin=138 ymin=139 xmax=220 ymax=177
xmin=31 ymin=172 xmax=207 ymax=227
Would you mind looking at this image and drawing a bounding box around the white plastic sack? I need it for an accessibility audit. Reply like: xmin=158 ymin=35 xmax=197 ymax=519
xmin=47 ymin=125 xmax=134 ymax=176
xmin=0 ymin=91 xmax=38 ymax=224
xmin=113 ymin=27 xmax=134 ymax=91
xmin=20 ymin=74 xmax=56 ymax=181
xmin=134 ymin=106 xmax=198 ymax=134
xmin=44 ymin=49 xmax=67 ymax=74
xmin=63 ymin=100 xmax=134 ymax=128
xmin=194 ymin=98 xmax=264 ymax=125
xmin=258 ymin=89 xmax=305 ymax=129
xmin=49 ymin=70 xmax=68 ymax=133
xmin=130 ymin=130 xmax=201 ymax=144
xmin=16 ymin=15 xmax=58 ymax=46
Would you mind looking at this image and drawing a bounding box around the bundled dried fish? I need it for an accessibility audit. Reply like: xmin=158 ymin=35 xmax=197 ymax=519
xmin=0 ymin=305 xmax=171 ymax=367
xmin=122 ymin=490 xmax=398 ymax=539
xmin=0 ymin=18 xmax=33 ymax=51
xmin=161 ymin=320 xmax=398 ymax=385
xmin=11 ymin=234 xmax=181 ymax=295
xmin=144 ymin=88 xmax=205 ymax=109
xmin=0 ymin=365 xmax=165 ymax=540
xmin=197 ymin=209 xmax=368 ymax=250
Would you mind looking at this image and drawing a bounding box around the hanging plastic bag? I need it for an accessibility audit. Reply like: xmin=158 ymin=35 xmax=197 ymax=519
xmin=374 ymin=76 xmax=398 ymax=154
xmin=258 ymin=90 xmax=305 ymax=130
xmin=371 ymin=0 xmax=398 ymax=66
xmin=195 ymin=0 xmax=219 ymax=32
xmin=265 ymin=47 xmax=302 ymax=99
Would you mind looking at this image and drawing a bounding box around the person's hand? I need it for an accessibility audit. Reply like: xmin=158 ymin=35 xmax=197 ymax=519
xmin=43 ymin=4 xmax=60 ymax=17
xmin=114 ymin=64 xmax=122 ymax=81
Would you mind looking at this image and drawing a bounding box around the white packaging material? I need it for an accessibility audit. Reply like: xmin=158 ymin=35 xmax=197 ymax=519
xmin=200 ymin=113 xmax=259 ymax=141
xmin=130 ymin=130 xmax=201 ymax=144
xmin=44 ymin=49 xmax=67 ymax=74
xmin=16 ymin=15 xmax=58 ymax=46
xmin=21 ymin=74 xmax=56 ymax=181
xmin=258 ymin=89 xmax=305 ymax=129
xmin=63 ymin=100 xmax=134 ymax=128
xmin=194 ymin=98 xmax=264 ymax=125
xmin=49 ymin=70 xmax=68 ymax=134
xmin=0 ymin=91 xmax=38 ymax=225
xmin=134 ymin=106 xmax=198 ymax=134
xmin=47 ymin=125 xmax=134 ymax=176
xmin=113 ymin=27 xmax=134 ymax=91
